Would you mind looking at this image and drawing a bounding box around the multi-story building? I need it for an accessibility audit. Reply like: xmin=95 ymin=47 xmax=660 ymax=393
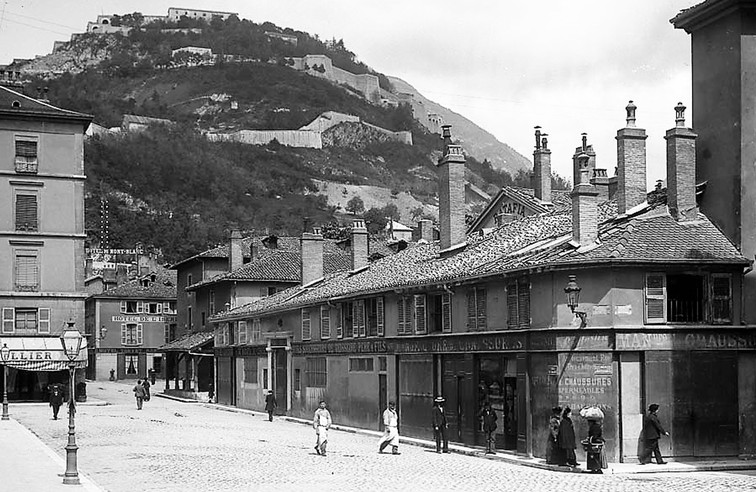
xmin=0 ymin=85 xmax=91 ymax=400
xmin=210 ymin=108 xmax=753 ymax=464
xmin=85 ymin=267 xmax=177 ymax=381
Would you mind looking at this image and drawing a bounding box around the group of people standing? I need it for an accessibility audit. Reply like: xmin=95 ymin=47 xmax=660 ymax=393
xmin=545 ymin=405 xmax=607 ymax=473
xmin=132 ymin=379 xmax=151 ymax=409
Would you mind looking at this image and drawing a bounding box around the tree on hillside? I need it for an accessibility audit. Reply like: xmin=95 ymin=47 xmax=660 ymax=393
xmin=345 ymin=196 xmax=365 ymax=215
xmin=363 ymin=207 xmax=388 ymax=235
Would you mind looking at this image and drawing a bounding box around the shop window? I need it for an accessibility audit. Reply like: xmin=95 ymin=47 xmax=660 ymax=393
xmin=320 ymin=306 xmax=331 ymax=339
xmin=506 ymin=279 xmax=530 ymax=329
xmin=15 ymin=192 xmax=38 ymax=232
xmin=349 ymin=357 xmax=374 ymax=372
xmin=306 ymin=357 xmax=327 ymax=387
xmin=366 ymin=297 xmax=384 ymax=337
xmin=15 ymin=137 xmax=38 ymax=173
xmin=14 ymin=249 xmax=39 ymax=292
xmin=244 ymin=357 xmax=257 ymax=383
xmin=645 ymin=273 xmax=731 ymax=324
xmin=125 ymin=354 xmax=139 ymax=375
xmin=301 ymin=309 xmax=311 ymax=341
xmin=467 ymin=287 xmax=487 ymax=331
xmin=397 ymin=297 xmax=413 ymax=335
xmin=121 ymin=323 xmax=143 ymax=346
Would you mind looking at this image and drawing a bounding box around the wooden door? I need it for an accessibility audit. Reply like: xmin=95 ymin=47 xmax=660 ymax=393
xmin=442 ymin=354 xmax=474 ymax=444
xmin=379 ymin=374 xmax=387 ymax=430
xmin=273 ymin=350 xmax=287 ymax=409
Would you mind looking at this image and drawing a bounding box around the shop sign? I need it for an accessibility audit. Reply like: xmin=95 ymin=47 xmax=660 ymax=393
xmin=557 ymin=352 xmax=614 ymax=411
xmin=616 ymin=332 xmax=756 ymax=351
xmin=392 ymin=333 xmax=525 ymax=354
xmin=293 ymin=339 xmax=387 ymax=355
xmin=112 ymin=315 xmax=173 ymax=323
xmin=530 ymin=333 xmax=611 ymax=351
xmin=236 ymin=346 xmax=268 ymax=357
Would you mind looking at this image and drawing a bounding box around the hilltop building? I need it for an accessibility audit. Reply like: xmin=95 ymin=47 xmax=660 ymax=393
xmin=0 ymin=85 xmax=91 ymax=401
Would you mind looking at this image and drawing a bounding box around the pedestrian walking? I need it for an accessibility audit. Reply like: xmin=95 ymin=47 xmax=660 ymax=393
xmin=313 ymin=400 xmax=332 ymax=456
xmin=148 ymin=368 xmax=156 ymax=385
xmin=142 ymin=378 xmax=151 ymax=402
xmin=545 ymin=406 xmax=562 ymax=464
xmin=432 ymin=396 xmax=449 ymax=453
xmin=557 ymin=406 xmax=578 ymax=467
xmin=639 ymin=403 xmax=669 ymax=465
xmin=378 ymin=401 xmax=400 ymax=455
xmin=48 ymin=383 xmax=64 ymax=420
xmin=584 ymin=418 xmax=607 ymax=473
xmin=265 ymin=390 xmax=277 ymax=422
xmin=133 ymin=379 xmax=147 ymax=410
xmin=477 ymin=400 xmax=498 ymax=454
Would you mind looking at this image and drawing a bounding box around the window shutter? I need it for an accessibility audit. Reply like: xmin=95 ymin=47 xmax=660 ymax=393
xmin=121 ymin=323 xmax=127 ymax=345
xmin=506 ymin=283 xmax=518 ymax=329
xmin=517 ymin=281 xmax=529 ymax=329
xmin=710 ymin=274 xmax=732 ymax=324
xmin=121 ymin=301 xmax=127 ymax=313
xmin=14 ymin=252 xmax=38 ymax=291
xmin=15 ymin=140 xmax=38 ymax=172
xmin=321 ymin=306 xmax=331 ymax=339
xmin=238 ymin=320 xmax=248 ymax=344
xmin=336 ymin=305 xmax=343 ymax=339
xmin=442 ymin=293 xmax=452 ymax=333
xmin=15 ymin=194 xmax=38 ymax=231
xmin=301 ymin=309 xmax=311 ymax=341
xmin=2 ymin=308 xmax=14 ymax=333
xmin=156 ymin=303 xmax=163 ymax=314
xmin=645 ymin=273 xmax=666 ymax=324
xmin=376 ymin=297 xmax=385 ymax=336
xmin=414 ymin=294 xmax=427 ymax=334
xmin=357 ymin=300 xmax=366 ymax=337
xmin=137 ymin=301 xmax=144 ymax=313
xmin=467 ymin=290 xmax=477 ymax=331
xmin=137 ymin=324 xmax=143 ymax=345
xmin=38 ymin=308 xmax=50 ymax=333
xmin=397 ymin=297 xmax=406 ymax=335
xmin=476 ymin=287 xmax=487 ymax=330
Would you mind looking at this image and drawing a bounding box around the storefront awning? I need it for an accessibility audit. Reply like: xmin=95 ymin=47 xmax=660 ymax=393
xmin=1 ymin=337 xmax=88 ymax=371
xmin=160 ymin=331 xmax=214 ymax=352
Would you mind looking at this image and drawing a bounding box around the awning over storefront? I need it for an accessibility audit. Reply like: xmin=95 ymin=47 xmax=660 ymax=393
xmin=1 ymin=337 xmax=88 ymax=371
xmin=160 ymin=331 xmax=214 ymax=353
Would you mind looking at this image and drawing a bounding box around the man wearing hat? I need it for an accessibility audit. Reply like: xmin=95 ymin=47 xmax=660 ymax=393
xmin=639 ymin=403 xmax=669 ymax=465
xmin=432 ymin=396 xmax=449 ymax=453
xmin=378 ymin=401 xmax=400 ymax=455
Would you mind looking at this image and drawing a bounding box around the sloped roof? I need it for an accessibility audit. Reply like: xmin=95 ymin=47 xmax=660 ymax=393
xmin=160 ymin=331 xmax=214 ymax=351
xmin=122 ymin=114 xmax=173 ymax=126
xmin=90 ymin=268 xmax=177 ymax=299
xmin=213 ymin=201 xmax=747 ymax=322
xmin=670 ymin=0 xmax=728 ymax=31
xmin=0 ymin=85 xmax=91 ymax=127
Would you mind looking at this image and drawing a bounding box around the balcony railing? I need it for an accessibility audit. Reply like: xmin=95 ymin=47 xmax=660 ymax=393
xmin=668 ymin=299 xmax=704 ymax=323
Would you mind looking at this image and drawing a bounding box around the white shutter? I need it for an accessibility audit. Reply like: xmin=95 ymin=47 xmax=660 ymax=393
xmin=38 ymin=308 xmax=50 ymax=333
xmin=238 ymin=320 xmax=248 ymax=344
xmin=645 ymin=273 xmax=666 ymax=324
xmin=121 ymin=323 xmax=127 ymax=345
xmin=397 ymin=297 xmax=406 ymax=335
xmin=137 ymin=301 xmax=144 ymax=313
xmin=376 ymin=297 xmax=384 ymax=336
xmin=120 ymin=301 xmax=127 ymax=313
xmin=2 ymin=308 xmax=14 ymax=333
xmin=442 ymin=293 xmax=452 ymax=333
xmin=302 ymin=309 xmax=311 ymax=341
xmin=335 ymin=305 xmax=343 ymax=339
xmin=137 ymin=324 xmax=143 ymax=345
xmin=414 ymin=294 xmax=427 ymax=334
xmin=357 ymin=300 xmax=366 ymax=337
xmin=156 ymin=303 xmax=163 ymax=314
xmin=477 ymin=287 xmax=488 ymax=330
xmin=321 ymin=306 xmax=331 ymax=339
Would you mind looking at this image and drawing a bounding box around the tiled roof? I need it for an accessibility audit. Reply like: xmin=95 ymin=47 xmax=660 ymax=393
xmin=160 ymin=331 xmax=214 ymax=351
xmin=213 ymin=201 xmax=747 ymax=322
xmin=91 ymin=268 xmax=177 ymax=299
xmin=0 ymin=86 xmax=92 ymax=125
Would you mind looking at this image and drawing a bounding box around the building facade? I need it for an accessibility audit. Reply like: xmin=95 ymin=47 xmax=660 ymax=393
xmin=0 ymin=85 xmax=91 ymax=400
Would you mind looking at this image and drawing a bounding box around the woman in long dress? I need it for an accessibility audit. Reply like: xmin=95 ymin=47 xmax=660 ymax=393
xmin=557 ymin=407 xmax=578 ymax=466
xmin=546 ymin=406 xmax=562 ymax=464
xmin=586 ymin=418 xmax=606 ymax=473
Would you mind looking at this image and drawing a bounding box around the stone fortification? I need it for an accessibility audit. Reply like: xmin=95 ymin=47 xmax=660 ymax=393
xmin=290 ymin=55 xmax=380 ymax=102
xmin=207 ymin=130 xmax=323 ymax=149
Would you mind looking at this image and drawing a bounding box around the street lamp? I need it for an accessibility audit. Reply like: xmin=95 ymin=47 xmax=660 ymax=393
xmin=60 ymin=322 xmax=83 ymax=486
xmin=1 ymin=342 xmax=10 ymax=420
xmin=564 ymin=275 xmax=587 ymax=328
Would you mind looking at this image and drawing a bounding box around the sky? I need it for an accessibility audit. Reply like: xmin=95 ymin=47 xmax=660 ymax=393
xmin=0 ymin=0 xmax=701 ymax=187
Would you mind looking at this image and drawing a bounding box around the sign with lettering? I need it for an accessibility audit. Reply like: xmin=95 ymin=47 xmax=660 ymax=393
xmin=616 ymin=331 xmax=756 ymax=351
xmin=530 ymin=333 xmax=612 ymax=351
xmin=557 ymin=352 xmax=614 ymax=412
xmin=112 ymin=315 xmax=174 ymax=323
xmin=87 ymin=248 xmax=141 ymax=255
xmin=497 ymin=200 xmax=528 ymax=217
xmin=392 ymin=333 xmax=525 ymax=354
xmin=293 ymin=339 xmax=387 ymax=355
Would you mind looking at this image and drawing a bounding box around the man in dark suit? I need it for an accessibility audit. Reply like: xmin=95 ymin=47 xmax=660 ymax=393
xmin=639 ymin=403 xmax=669 ymax=464
xmin=432 ymin=396 xmax=449 ymax=453
xmin=265 ymin=390 xmax=277 ymax=422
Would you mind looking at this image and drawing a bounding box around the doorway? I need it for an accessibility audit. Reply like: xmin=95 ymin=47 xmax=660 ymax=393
xmin=379 ymin=373 xmax=387 ymax=430
xmin=273 ymin=349 xmax=287 ymax=409
xmin=442 ymin=354 xmax=474 ymax=444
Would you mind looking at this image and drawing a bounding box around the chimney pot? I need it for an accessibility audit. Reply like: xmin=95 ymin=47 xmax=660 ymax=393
xmin=675 ymin=102 xmax=687 ymax=127
xmin=665 ymin=102 xmax=697 ymax=221
xmin=616 ymin=102 xmax=648 ymax=214
xmin=436 ymin=125 xmax=466 ymax=250
xmin=534 ymin=126 xmax=542 ymax=149
xmin=533 ymin=128 xmax=552 ymax=204
xmin=626 ymin=100 xmax=637 ymax=127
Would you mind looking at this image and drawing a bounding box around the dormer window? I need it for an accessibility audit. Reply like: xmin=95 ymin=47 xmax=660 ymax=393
xmin=12 ymin=100 xmax=20 ymax=108
xmin=15 ymin=136 xmax=38 ymax=173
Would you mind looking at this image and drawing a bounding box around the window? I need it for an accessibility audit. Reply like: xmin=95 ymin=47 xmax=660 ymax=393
xmin=244 ymin=357 xmax=257 ymax=383
xmin=353 ymin=300 xmax=366 ymax=337
xmin=301 ymin=309 xmax=311 ymax=340
xmin=267 ymin=286 xmax=278 ymax=296
xmin=238 ymin=320 xmax=248 ymax=345
xmin=414 ymin=294 xmax=427 ymax=334
xmin=201 ymin=311 xmax=206 ymax=327
xmin=14 ymin=249 xmax=39 ymax=292
xmin=428 ymin=293 xmax=452 ymax=333
xmin=397 ymin=296 xmax=413 ymax=335
xmin=215 ymin=322 xmax=229 ymax=346
xmin=366 ymin=297 xmax=385 ymax=337
xmin=125 ymin=354 xmax=139 ymax=375
xmin=121 ymin=301 xmax=143 ymax=314
xmin=153 ymin=356 xmax=162 ymax=374
xmin=188 ymin=306 xmax=193 ymax=328
xmin=209 ymin=290 xmax=215 ymax=314
xmin=644 ymin=273 xmax=731 ymax=324
xmin=15 ymin=137 xmax=38 ymax=173
xmin=146 ymin=302 xmax=162 ymax=314
xmin=349 ymin=357 xmax=374 ymax=372
xmin=251 ymin=318 xmax=261 ymax=342
xmin=121 ymin=323 xmax=143 ymax=346
xmin=467 ymin=286 xmax=487 ymax=331
xmin=262 ymin=369 xmax=268 ymax=389
xmin=506 ymin=279 xmax=530 ymax=329
xmin=164 ymin=323 xmax=177 ymax=343
xmin=335 ymin=305 xmax=343 ymax=339
xmin=163 ymin=301 xmax=177 ymax=314
xmin=306 ymin=357 xmax=327 ymax=387
xmin=342 ymin=302 xmax=353 ymax=337
xmin=15 ymin=192 xmax=38 ymax=231
xmin=12 ymin=307 xmax=48 ymax=334
xmin=379 ymin=356 xmax=387 ymax=372
xmin=320 ymin=306 xmax=331 ymax=339
xmin=187 ymin=273 xmax=193 ymax=286
xmin=294 ymin=368 xmax=301 ymax=391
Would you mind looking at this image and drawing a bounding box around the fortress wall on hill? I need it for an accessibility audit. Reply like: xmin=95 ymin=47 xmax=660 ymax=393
xmin=209 ymin=130 xmax=322 ymax=149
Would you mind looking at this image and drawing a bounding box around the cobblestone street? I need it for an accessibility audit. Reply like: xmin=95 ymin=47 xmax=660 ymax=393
xmin=6 ymin=381 xmax=756 ymax=492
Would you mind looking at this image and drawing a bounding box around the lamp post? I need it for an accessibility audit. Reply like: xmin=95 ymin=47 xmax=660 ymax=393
xmin=60 ymin=322 xmax=83 ymax=485
xmin=1 ymin=342 xmax=10 ymax=420
xmin=564 ymin=275 xmax=587 ymax=328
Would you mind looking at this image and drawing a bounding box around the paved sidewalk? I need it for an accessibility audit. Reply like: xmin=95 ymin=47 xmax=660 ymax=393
xmin=0 ymin=417 xmax=102 ymax=491
xmin=201 ymin=398 xmax=756 ymax=476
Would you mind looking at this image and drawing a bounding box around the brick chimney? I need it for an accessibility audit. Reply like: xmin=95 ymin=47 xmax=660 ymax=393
xmin=590 ymin=168 xmax=611 ymax=201
xmin=665 ymin=103 xmax=698 ymax=221
xmin=571 ymin=152 xmax=599 ymax=247
xmin=418 ymin=219 xmax=434 ymax=243
xmin=616 ymin=100 xmax=648 ymax=214
xmin=572 ymin=133 xmax=596 ymax=189
xmin=351 ymin=219 xmax=369 ymax=270
xmin=300 ymin=228 xmax=324 ymax=285
xmin=437 ymin=125 xmax=466 ymax=250
xmin=533 ymin=126 xmax=552 ymax=204
xmin=229 ymin=229 xmax=243 ymax=272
